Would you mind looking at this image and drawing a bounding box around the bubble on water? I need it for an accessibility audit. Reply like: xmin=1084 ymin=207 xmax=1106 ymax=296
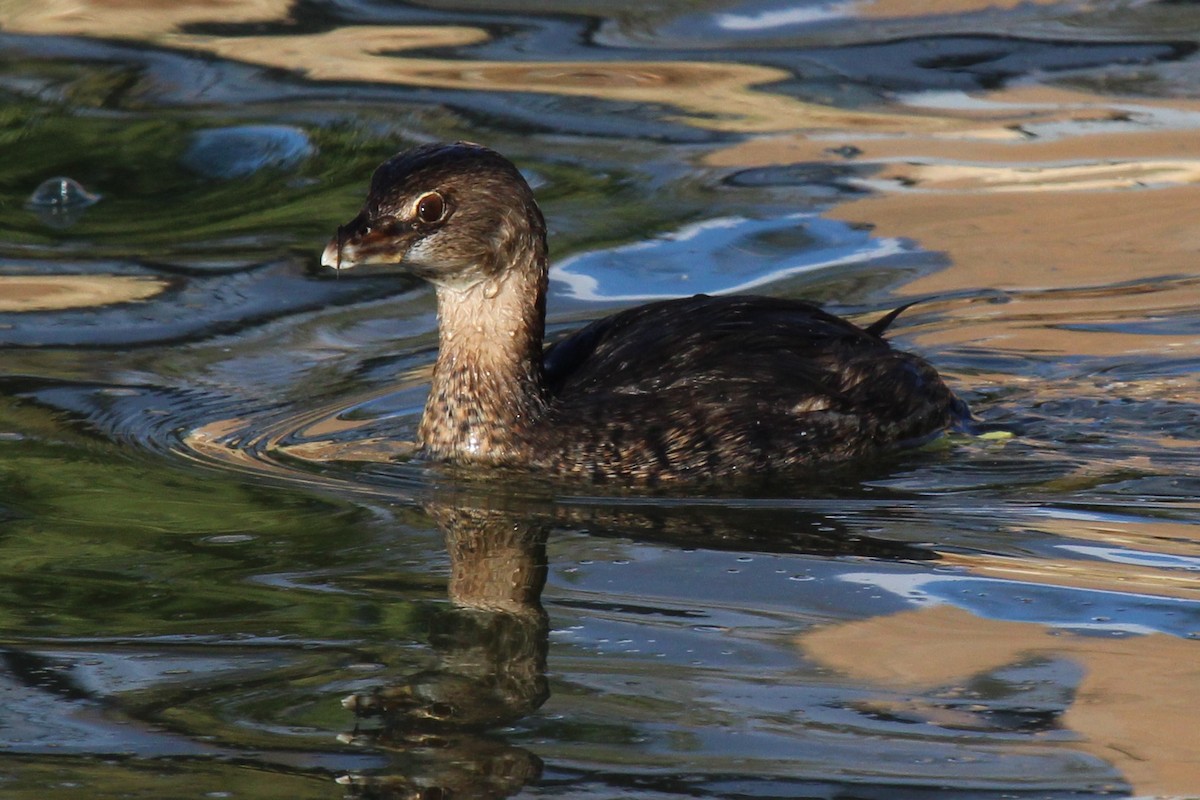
xmin=26 ymin=176 xmax=101 ymax=228
xmin=181 ymin=125 xmax=315 ymax=179
xmin=28 ymin=176 xmax=101 ymax=208
xmin=202 ymin=534 xmax=257 ymax=545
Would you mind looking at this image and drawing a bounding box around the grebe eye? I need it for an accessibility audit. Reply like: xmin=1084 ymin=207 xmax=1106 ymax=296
xmin=415 ymin=192 xmax=445 ymax=224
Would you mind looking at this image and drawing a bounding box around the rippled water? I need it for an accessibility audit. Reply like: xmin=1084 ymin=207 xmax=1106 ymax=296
xmin=1 ymin=1 xmax=1199 ymax=798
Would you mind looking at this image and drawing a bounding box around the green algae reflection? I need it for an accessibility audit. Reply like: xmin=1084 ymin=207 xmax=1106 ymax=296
xmin=0 ymin=396 xmax=428 ymax=643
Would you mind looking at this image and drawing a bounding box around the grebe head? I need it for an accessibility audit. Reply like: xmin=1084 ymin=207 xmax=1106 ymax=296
xmin=321 ymin=141 xmax=547 ymax=290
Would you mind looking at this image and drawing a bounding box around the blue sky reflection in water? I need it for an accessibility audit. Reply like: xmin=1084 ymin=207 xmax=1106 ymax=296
xmin=552 ymin=214 xmax=910 ymax=302
xmin=0 ymin=0 xmax=1199 ymax=798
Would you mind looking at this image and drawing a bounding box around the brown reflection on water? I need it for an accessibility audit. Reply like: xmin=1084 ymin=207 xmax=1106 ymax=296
xmin=799 ymin=604 xmax=1200 ymax=797
xmin=169 ymin=26 xmax=941 ymax=134
xmin=0 ymin=0 xmax=291 ymax=37
xmin=833 ymin=173 xmax=1200 ymax=374
xmin=910 ymin=279 xmax=1200 ymax=358
xmin=0 ymin=275 xmax=168 ymax=311
xmin=1032 ymin=513 xmax=1200 ymax=554
xmin=708 ymin=87 xmax=1200 ymax=296
xmin=860 ymin=0 xmax=1068 ymax=17
xmin=3 ymin=2 xmax=939 ymax=134
xmin=971 ymin=513 xmax=1200 ymax=588
xmin=834 ymin=183 xmax=1200 ymax=295
xmin=710 ymin=83 xmax=1200 ymax=389
xmin=939 ymin=551 xmax=1199 ymax=601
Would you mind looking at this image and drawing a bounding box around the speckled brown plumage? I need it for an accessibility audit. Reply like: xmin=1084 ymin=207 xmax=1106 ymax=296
xmin=322 ymin=141 xmax=969 ymax=486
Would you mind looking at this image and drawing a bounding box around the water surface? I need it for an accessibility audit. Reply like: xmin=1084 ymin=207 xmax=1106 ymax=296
xmin=1 ymin=1 xmax=1198 ymax=797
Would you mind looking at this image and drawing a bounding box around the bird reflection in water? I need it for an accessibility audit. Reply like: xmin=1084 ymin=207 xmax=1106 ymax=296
xmin=338 ymin=499 xmax=550 ymax=799
xmin=333 ymin=492 xmax=932 ymax=798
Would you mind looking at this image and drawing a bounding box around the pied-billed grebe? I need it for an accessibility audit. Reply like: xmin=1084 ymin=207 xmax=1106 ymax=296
xmin=321 ymin=142 xmax=968 ymax=485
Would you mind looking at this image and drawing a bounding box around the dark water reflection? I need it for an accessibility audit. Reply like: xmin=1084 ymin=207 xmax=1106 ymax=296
xmin=2 ymin=0 xmax=1200 ymax=798
xmin=324 ymin=496 xmax=1116 ymax=798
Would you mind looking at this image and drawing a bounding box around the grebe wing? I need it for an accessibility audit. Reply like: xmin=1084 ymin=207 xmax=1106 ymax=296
xmin=543 ymin=294 xmax=885 ymax=398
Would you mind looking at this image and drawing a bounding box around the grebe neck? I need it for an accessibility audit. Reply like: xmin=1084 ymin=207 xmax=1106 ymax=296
xmin=419 ymin=248 xmax=549 ymax=462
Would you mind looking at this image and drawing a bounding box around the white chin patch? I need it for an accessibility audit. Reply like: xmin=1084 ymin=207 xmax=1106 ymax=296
xmin=320 ymin=240 xmax=351 ymax=270
xmin=404 ymin=237 xmax=437 ymax=267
